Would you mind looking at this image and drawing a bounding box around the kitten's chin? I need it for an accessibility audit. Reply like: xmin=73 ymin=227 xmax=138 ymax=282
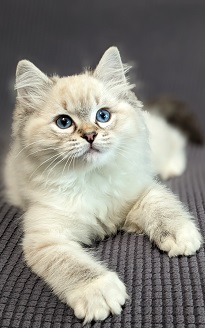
xmin=80 ymin=147 xmax=102 ymax=162
xmin=75 ymin=144 xmax=111 ymax=166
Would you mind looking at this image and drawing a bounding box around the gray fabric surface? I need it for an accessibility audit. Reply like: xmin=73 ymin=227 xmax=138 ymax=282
xmin=1 ymin=1 xmax=205 ymax=327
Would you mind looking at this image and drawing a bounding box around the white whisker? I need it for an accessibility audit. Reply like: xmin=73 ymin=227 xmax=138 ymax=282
xmin=29 ymin=152 xmax=62 ymax=180
xmin=15 ymin=139 xmax=60 ymax=159
xmin=27 ymin=147 xmax=57 ymax=158
xmin=14 ymin=141 xmax=43 ymax=158
xmin=45 ymin=152 xmax=68 ymax=182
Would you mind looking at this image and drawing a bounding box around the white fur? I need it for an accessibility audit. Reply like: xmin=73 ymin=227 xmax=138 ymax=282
xmin=4 ymin=46 xmax=202 ymax=323
xmin=124 ymin=183 xmax=202 ymax=257
xmin=68 ymin=272 xmax=128 ymax=324
xmin=94 ymin=47 xmax=143 ymax=109
xmin=142 ymin=111 xmax=187 ymax=179
xmin=15 ymin=60 xmax=52 ymax=109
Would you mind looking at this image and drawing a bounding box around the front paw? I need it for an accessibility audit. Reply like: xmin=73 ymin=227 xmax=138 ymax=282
xmin=158 ymin=221 xmax=203 ymax=257
xmin=67 ymin=272 xmax=128 ymax=323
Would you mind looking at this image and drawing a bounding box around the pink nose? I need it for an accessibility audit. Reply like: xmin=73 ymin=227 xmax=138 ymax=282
xmin=81 ymin=132 xmax=97 ymax=143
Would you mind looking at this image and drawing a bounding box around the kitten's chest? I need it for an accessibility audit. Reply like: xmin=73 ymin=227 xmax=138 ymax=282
xmin=57 ymin=169 xmax=140 ymax=223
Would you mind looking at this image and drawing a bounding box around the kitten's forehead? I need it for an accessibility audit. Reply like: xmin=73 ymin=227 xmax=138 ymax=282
xmin=54 ymin=74 xmax=102 ymax=119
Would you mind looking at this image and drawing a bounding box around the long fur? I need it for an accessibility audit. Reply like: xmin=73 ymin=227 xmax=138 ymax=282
xmin=4 ymin=47 xmax=202 ymax=323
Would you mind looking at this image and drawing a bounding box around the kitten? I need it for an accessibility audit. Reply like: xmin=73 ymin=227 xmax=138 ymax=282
xmin=4 ymin=47 xmax=202 ymax=323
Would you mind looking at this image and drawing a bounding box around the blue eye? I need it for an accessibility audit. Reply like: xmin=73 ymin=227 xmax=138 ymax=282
xmin=56 ymin=115 xmax=72 ymax=129
xmin=96 ymin=109 xmax=111 ymax=123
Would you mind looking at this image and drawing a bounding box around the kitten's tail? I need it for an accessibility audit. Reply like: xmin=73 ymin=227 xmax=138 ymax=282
xmin=144 ymin=96 xmax=204 ymax=145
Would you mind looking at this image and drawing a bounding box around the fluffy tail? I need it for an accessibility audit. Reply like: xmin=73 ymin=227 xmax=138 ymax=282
xmin=144 ymin=96 xmax=204 ymax=145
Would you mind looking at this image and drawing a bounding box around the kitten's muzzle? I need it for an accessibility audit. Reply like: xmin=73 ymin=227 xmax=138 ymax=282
xmin=81 ymin=132 xmax=98 ymax=144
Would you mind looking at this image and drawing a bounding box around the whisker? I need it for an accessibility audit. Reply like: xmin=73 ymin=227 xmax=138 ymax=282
xmin=29 ymin=152 xmax=62 ymax=180
xmin=61 ymin=153 xmax=74 ymax=177
xmin=73 ymin=153 xmax=76 ymax=170
xmin=43 ymin=153 xmax=65 ymax=177
xmin=15 ymin=139 xmax=60 ymax=158
xmin=15 ymin=141 xmax=44 ymax=158
xmin=64 ymin=152 xmax=76 ymax=172
xmin=45 ymin=152 xmax=68 ymax=181
xmin=68 ymin=153 xmax=75 ymax=171
xmin=26 ymin=147 xmax=58 ymax=158
xmin=114 ymin=146 xmax=138 ymax=166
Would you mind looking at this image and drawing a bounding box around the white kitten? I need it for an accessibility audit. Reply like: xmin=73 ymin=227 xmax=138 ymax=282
xmin=4 ymin=47 xmax=202 ymax=323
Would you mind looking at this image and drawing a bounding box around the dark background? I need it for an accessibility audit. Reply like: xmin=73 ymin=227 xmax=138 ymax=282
xmin=1 ymin=0 xmax=205 ymax=146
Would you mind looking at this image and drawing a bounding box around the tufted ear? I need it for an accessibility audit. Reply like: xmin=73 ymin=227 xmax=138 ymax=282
xmin=15 ymin=60 xmax=53 ymax=109
xmin=93 ymin=47 xmax=135 ymax=98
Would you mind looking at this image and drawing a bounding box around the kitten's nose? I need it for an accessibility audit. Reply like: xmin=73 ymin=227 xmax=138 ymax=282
xmin=81 ymin=132 xmax=97 ymax=144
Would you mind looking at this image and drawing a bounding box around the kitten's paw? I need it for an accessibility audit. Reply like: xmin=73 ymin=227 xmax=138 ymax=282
xmin=159 ymin=221 xmax=203 ymax=257
xmin=68 ymin=272 xmax=128 ymax=323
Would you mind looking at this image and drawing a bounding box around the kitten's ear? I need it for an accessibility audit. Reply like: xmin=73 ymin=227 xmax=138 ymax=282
xmin=94 ymin=47 xmax=134 ymax=97
xmin=15 ymin=60 xmax=53 ymax=109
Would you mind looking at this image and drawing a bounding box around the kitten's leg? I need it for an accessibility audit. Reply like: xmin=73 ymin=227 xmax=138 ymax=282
xmin=23 ymin=206 xmax=128 ymax=323
xmin=123 ymin=183 xmax=203 ymax=256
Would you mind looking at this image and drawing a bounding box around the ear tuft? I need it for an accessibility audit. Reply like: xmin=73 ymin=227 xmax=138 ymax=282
xmin=15 ymin=60 xmax=52 ymax=109
xmin=94 ymin=47 xmax=135 ymax=99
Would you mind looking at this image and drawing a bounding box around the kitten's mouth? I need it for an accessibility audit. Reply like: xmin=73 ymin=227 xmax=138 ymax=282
xmin=75 ymin=144 xmax=100 ymax=159
xmin=85 ymin=145 xmax=100 ymax=154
